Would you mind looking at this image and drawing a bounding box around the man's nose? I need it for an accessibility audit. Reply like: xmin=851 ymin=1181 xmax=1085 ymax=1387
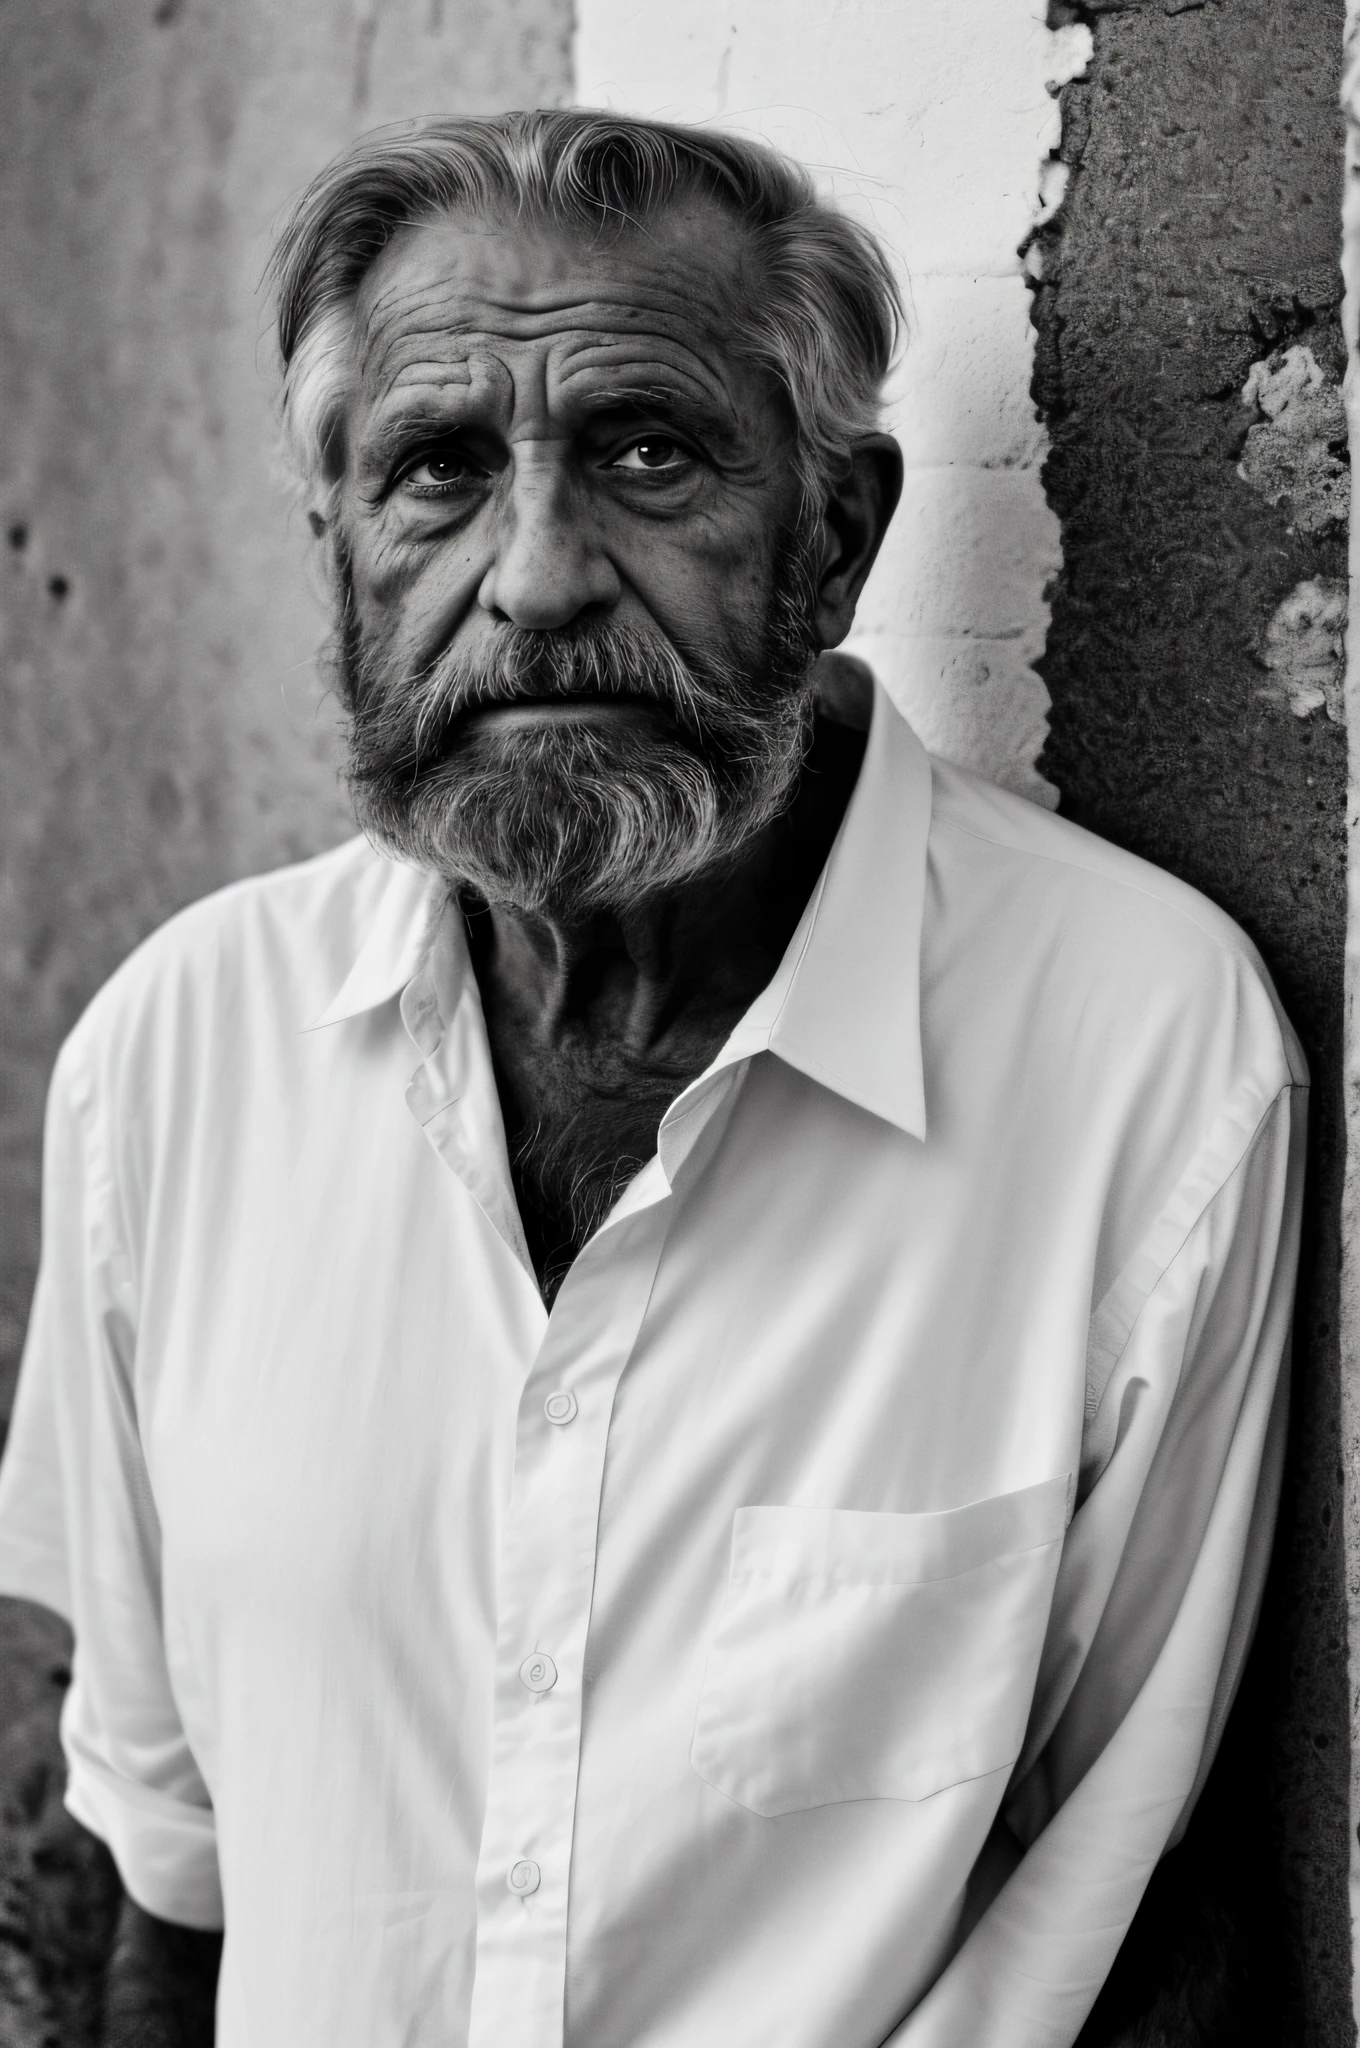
xmin=477 ymin=448 xmax=621 ymax=628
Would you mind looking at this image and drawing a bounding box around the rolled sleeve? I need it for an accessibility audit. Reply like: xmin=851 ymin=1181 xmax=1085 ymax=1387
xmin=63 ymin=1718 xmax=223 ymax=1928
xmin=0 ymin=1038 xmax=222 ymax=1930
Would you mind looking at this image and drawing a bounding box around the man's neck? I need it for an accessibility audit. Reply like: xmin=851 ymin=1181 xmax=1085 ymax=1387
xmin=464 ymin=714 xmax=867 ymax=1297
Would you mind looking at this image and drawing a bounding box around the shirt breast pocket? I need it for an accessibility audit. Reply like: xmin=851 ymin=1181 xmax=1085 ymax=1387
xmin=690 ymin=1478 xmax=1070 ymax=1817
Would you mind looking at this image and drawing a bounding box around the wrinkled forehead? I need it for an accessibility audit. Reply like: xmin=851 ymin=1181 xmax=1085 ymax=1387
xmin=350 ymin=199 xmax=760 ymax=406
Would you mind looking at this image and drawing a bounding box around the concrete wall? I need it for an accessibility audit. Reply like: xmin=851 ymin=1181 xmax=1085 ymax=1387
xmin=0 ymin=5 xmax=571 ymax=2037
xmin=0 ymin=0 xmax=573 ymax=1431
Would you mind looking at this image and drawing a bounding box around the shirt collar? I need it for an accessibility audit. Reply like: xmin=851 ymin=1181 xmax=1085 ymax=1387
xmin=303 ymin=858 xmax=448 ymax=1033
xmin=304 ymin=679 xmax=931 ymax=1140
xmin=722 ymin=677 xmax=930 ymax=1139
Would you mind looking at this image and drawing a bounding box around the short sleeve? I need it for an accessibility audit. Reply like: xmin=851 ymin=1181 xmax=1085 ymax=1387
xmin=0 ymin=1040 xmax=223 ymax=1930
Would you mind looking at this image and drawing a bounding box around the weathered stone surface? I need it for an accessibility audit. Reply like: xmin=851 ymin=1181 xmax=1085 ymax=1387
xmin=1035 ymin=0 xmax=1351 ymax=2039
xmin=1238 ymin=346 xmax=1350 ymax=538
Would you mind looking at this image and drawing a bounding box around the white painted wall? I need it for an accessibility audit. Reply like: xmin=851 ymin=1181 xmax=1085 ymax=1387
xmin=574 ymin=1 xmax=1091 ymax=804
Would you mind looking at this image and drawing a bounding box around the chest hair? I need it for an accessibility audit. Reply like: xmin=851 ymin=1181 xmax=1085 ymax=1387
xmin=486 ymin=1009 xmax=733 ymax=1304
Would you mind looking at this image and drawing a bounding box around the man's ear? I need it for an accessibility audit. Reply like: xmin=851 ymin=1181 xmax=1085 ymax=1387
xmin=309 ymin=505 xmax=352 ymax=603
xmin=811 ymin=434 xmax=903 ymax=650
xmin=302 ymin=410 xmax=349 ymax=544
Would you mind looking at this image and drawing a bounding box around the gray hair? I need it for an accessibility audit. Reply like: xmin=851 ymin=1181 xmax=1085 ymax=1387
xmin=268 ymin=108 xmax=902 ymax=521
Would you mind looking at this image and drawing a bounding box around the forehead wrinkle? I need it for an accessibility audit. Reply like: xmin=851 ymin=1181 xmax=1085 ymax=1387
xmin=358 ymin=318 xmax=487 ymax=399
xmin=360 ymin=320 xmax=744 ymax=436
xmin=362 ymin=244 xmax=740 ymax=323
xmin=356 ymin=197 xmax=754 ymax=336
xmin=356 ymin=266 xmax=500 ymax=391
xmin=361 ymin=296 xmax=735 ymax=395
xmin=357 ymin=262 xmax=742 ymax=395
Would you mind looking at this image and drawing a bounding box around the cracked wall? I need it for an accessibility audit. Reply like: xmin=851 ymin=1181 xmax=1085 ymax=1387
xmin=1035 ymin=0 xmax=1351 ymax=2038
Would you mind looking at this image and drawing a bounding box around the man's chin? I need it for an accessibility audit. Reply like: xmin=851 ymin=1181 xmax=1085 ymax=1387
xmin=351 ymin=683 xmax=811 ymax=917
xmin=356 ymin=733 xmax=730 ymax=918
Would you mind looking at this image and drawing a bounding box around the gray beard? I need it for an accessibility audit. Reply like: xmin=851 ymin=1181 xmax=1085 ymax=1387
xmin=334 ymin=531 xmax=822 ymax=919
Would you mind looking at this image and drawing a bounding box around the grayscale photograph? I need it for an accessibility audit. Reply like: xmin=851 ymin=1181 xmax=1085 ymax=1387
xmin=0 ymin=3 xmax=1354 ymax=2044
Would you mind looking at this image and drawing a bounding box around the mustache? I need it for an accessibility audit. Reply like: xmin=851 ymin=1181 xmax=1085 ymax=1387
xmin=352 ymin=617 xmax=736 ymax=778
xmin=334 ymin=513 xmax=823 ymax=769
xmin=331 ymin=523 xmax=824 ymax=914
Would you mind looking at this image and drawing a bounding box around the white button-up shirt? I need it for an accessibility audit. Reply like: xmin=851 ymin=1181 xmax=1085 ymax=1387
xmin=0 ymin=685 xmax=1305 ymax=2048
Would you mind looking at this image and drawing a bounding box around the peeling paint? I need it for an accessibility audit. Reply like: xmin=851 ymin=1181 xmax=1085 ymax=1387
xmin=1258 ymin=576 xmax=1348 ymax=721
xmin=1239 ymin=344 xmax=1349 ymax=536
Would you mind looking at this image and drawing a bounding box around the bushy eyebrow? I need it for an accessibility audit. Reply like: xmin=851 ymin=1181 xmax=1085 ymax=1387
xmin=355 ymin=378 xmax=740 ymax=480
xmin=352 ymin=406 xmax=468 ymax=481
xmin=571 ymin=383 xmax=738 ymax=445
xmin=365 ymin=394 xmax=464 ymax=439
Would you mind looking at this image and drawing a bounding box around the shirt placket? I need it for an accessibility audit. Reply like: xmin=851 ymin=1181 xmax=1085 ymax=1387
xmin=466 ymin=1164 xmax=675 ymax=2048
xmin=401 ymin=937 xmax=758 ymax=2048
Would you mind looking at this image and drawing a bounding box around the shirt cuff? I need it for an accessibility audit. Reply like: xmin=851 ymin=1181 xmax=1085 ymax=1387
xmin=65 ymin=1748 xmax=223 ymax=1930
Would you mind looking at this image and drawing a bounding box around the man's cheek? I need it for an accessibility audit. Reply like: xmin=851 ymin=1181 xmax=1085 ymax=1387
xmin=642 ymin=564 xmax=768 ymax=673
xmin=383 ymin=542 xmax=498 ymax=675
xmin=349 ymin=532 xmax=433 ymax=620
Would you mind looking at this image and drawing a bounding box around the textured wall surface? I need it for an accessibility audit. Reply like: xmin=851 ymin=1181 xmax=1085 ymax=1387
xmin=1347 ymin=8 xmax=1360 ymax=2017
xmin=1034 ymin=0 xmax=1351 ymax=2039
xmin=0 ymin=5 xmax=571 ymax=2039
xmin=0 ymin=0 xmax=572 ymax=1435
xmin=576 ymin=0 xmax=1092 ymax=805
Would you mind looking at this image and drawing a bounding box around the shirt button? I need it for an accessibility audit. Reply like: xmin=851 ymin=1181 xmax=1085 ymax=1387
xmin=508 ymin=1859 xmax=541 ymax=1896
xmin=544 ymin=1391 xmax=578 ymax=1425
xmin=519 ymin=1652 xmax=558 ymax=1693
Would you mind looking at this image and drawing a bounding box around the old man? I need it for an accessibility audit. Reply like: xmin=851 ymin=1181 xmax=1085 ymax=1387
xmin=0 ymin=111 xmax=1304 ymax=2047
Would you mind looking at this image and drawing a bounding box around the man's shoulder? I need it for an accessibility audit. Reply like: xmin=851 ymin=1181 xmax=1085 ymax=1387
xmin=60 ymin=836 xmax=406 ymax=1082
xmin=930 ymin=757 xmax=1251 ymax=953
xmin=926 ymin=756 xmax=1307 ymax=1091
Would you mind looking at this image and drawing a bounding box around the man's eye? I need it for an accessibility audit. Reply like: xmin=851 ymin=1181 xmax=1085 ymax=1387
xmin=610 ymin=438 xmax=688 ymax=473
xmin=402 ymin=449 xmax=481 ymax=493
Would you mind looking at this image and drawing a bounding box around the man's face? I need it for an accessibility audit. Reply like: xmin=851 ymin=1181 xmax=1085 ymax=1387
xmin=330 ymin=201 xmax=824 ymax=915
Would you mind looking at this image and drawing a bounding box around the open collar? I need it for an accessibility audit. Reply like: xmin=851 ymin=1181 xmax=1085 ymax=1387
xmin=303 ymin=859 xmax=448 ymax=1034
xmin=303 ymin=679 xmax=931 ymax=1140
xmin=717 ymin=677 xmax=930 ymax=1139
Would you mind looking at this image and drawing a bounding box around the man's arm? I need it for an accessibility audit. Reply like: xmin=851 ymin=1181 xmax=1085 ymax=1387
xmin=0 ymin=1048 xmax=227 ymax=2014
xmin=102 ymin=1896 xmax=221 ymax=2048
xmin=883 ymin=1079 xmax=1304 ymax=2044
